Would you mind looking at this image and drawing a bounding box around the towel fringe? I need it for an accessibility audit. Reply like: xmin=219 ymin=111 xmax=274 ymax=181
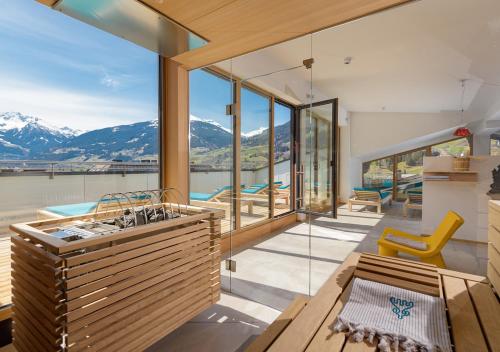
xmin=333 ymin=317 xmax=443 ymax=352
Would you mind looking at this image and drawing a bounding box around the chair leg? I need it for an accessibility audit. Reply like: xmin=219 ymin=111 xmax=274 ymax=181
xmin=377 ymin=204 xmax=381 ymax=214
xmin=378 ymin=245 xmax=397 ymax=257
xmin=403 ymin=205 xmax=408 ymax=218
xmin=348 ymin=200 xmax=352 ymax=212
xmin=421 ymin=253 xmax=446 ymax=268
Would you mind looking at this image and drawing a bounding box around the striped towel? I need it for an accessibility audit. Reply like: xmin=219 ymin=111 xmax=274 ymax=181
xmin=333 ymin=278 xmax=451 ymax=352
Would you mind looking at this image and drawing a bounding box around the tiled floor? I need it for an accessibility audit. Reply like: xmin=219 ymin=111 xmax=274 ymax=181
xmin=149 ymin=202 xmax=488 ymax=351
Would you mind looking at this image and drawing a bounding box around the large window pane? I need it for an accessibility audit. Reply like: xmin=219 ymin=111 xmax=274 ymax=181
xmin=273 ymin=102 xmax=292 ymax=216
xmin=396 ymin=149 xmax=424 ymax=201
xmin=362 ymin=157 xmax=394 ymax=191
xmin=490 ymin=132 xmax=500 ymax=156
xmin=431 ymin=138 xmax=470 ymax=157
xmin=189 ymin=69 xmax=233 ymax=233
xmin=240 ymin=87 xmax=270 ymax=227
xmin=0 ymin=1 xmax=158 ymax=236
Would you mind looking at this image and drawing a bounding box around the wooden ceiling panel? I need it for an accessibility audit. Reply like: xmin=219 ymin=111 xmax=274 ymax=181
xmin=172 ymin=0 xmax=414 ymax=69
xmin=139 ymin=0 xmax=237 ymax=27
xmin=37 ymin=0 xmax=415 ymax=69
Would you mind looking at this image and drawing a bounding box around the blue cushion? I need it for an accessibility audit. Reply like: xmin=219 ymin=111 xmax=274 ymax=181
xmin=354 ymin=187 xmax=391 ymax=199
xmin=45 ymin=202 xmax=97 ymax=217
xmin=278 ymin=184 xmax=289 ymax=190
xmin=190 ymin=192 xmax=215 ymax=201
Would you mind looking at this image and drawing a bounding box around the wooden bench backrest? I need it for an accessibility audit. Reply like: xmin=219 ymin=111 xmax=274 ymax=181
xmin=408 ymin=193 xmax=423 ymax=203
xmin=354 ymin=190 xmax=381 ymax=201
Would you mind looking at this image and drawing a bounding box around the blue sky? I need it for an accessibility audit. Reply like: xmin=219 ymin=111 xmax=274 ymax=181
xmin=0 ymin=0 xmax=158 ymax=130
xmin=0 ymin=0 xmax=291 ymax=133
xmin=189 ymin=69 xmax=292 ymax=133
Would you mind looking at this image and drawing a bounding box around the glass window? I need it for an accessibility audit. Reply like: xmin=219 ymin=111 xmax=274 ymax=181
xmin=0 ymin=1 xmax=159 ymax=236
xmin=490 ymin=132 xmax=500 ymax=156
xmin=189 ymin=69 xmax=233 ymax=233
xmin=362 ymin=157 xmax=394 ymax=191
xmin=396 ymin=149 xmax=424 ymax=200
xmin=431 ymin=138 xmax=470 ymax=157
xmin=240 ymin=87 xmax=270 ymax=227
xmin=273 ymin=102 xmax=292 ymax=216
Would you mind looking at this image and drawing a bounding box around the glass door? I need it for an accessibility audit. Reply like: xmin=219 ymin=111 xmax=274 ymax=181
xmin=297 ymin=99 xmax=338 ymax=217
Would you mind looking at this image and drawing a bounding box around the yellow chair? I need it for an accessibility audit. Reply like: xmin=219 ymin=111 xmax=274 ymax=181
xmin=377 ymin=211 xmax=464 ymax=268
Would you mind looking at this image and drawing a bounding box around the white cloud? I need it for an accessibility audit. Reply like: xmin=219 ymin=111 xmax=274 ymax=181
xmin=0 ymin=75 xmax=156 ymax=131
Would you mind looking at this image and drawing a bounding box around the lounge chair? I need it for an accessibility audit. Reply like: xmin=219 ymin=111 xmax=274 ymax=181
xmin=377 ymin=210 xmax=464 ymax=268
xmin=190 ymin=186 xmax=253 ymax=218
xmin=348 ymin=187 xmax=392 ymax=214
xmin=403 ymin=190 xmax=422 ymax=217
xmin=241 ymin=181 xmax=282 ymax=195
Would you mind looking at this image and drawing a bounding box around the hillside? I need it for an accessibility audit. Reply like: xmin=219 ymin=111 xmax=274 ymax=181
xmin=0 ymin=112 xmax=291 ymax=166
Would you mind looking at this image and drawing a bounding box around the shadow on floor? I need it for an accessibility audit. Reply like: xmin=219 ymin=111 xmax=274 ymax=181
xmin=147 ymin=295 xmax=276 ymax=352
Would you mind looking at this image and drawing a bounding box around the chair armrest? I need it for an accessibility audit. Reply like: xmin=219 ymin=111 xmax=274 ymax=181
xmin=380 ymin=227 xmax=426 ymax=242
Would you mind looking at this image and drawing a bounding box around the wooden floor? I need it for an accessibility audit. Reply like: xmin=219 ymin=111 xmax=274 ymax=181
xmin=0 ymin=237 xmax=11 ymax=321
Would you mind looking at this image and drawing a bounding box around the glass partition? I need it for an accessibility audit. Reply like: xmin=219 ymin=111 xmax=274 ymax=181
xmin=239 ymin=86 xmax=271 ymax=227
xmin=189 ymin=69 xmax=234 ymax=234
xmin=273 ymin=102 xmax=293 ymax=216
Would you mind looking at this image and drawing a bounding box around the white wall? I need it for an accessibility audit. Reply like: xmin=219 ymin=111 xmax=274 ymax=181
xmin=422 ymin=156 xmax=500 ymax=242
xmin=350 ymin=112 xmax=461 ymax=158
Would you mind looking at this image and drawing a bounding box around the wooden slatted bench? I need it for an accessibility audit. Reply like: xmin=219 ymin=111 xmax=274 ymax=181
xmin=248 ymin=252 xmax=500 ymax=352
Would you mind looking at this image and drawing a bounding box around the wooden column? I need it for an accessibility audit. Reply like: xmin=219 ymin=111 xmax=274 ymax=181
xmin=160 ymin=57 xmax=189 ymax=203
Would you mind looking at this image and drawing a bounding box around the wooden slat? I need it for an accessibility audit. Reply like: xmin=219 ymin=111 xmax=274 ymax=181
xmin=69 ymin=283 xmax=210 ymax=350
xmin=354 ymin=269 xmax=439 ymax=296
xmin=65 ymin=239 xmax=213 ymax=300
xmin=67 ymin=267 xmax=211 ymax=339
xmin=246 ymin=295 xmax=309 ymax=352
xmin=305 ymin=282 xmax=353 ymax=352
xmin=342 ymin=338 xmax=378 ymax=352
xmin=268 ymin=252 xmax=360 ymax=352
xmin=65 ymin=254 xmax=212 ymax=322
xmin=356 ymin=262 xmax=439 ymax=287
xmin=65 ymin=244 xmax=210 ymax=311
xmin=466 ymin=280 xmax=500 ymax=351
xmin=65 ymin=232 xmax=210 ymax=289
xmin=64 ymin=221 xmax=208 ymax=267
xmin=358 ymin=255 xmax=438 ymax=278
xmin=65 ymin=226 xmax=210 ymax=278
xmin=442 ymin=275 xmax=488 ymax=352
xmin=487 ymin=263 xmax=500 ymax=295
xmin=361 ymin=252 xmax=436 ymax=269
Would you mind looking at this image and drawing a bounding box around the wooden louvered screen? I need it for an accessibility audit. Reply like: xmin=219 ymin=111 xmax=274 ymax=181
xmin=10 ymin=207 xmax=223 ymax=352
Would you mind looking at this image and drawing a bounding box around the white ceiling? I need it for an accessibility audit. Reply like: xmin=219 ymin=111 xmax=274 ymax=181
xmin=218 ymin=0 xmax=500 ymax=116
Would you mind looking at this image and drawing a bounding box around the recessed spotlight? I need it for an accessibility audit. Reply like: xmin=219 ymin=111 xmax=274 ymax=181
xmin=344 ymin=57 xmax=352 ymax=65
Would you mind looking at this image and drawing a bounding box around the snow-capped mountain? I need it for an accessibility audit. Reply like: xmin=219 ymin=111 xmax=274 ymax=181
xmin=0 ymin=112 xmax=80 ymax=159
xmin=242 ymin=127 xmax=267 ymax=138
xmin=0 ymin=112 xmax=290 ymax=161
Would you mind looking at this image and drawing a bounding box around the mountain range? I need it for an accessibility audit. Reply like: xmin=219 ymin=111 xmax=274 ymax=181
xmin=0 ymin=112 xmax=291 ymax=162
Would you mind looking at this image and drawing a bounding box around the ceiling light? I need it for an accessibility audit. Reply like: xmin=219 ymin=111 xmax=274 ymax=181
xmin=344 ymin=57 xmax=353 ymax=65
